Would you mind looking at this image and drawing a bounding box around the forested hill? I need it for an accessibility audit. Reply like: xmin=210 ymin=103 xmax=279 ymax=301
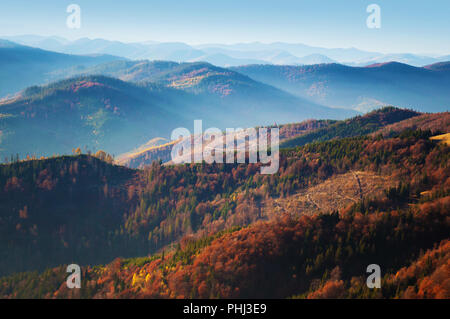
xmin=0 ymin=155 xmax=139 ymax=275
xmin=373 ymin=111 xmax=450 ymax=137
xmin=118 ymin=107 xmax=421 ymax=169
xmin=0 ymin=73 xmax=354 ymax=161
xmin=0 ymin=127 xmax=448 ymax=296
xmin=280 ymin=107 xmax=421 ymax=148
xmin=0 ymin=75 xmax=194 ymax=159
xmin=118 ymin=118 xmax=335 ymax=169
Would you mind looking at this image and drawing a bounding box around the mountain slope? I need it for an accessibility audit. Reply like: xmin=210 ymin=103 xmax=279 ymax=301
xmin=0 ymin=130 xmax=448 ymax=296
xmin=2 ymin=37 xmax=376 ymax=65
xmin=0 ymin=40 xmax=123 ymax=97
xmin=373 ymin=112 xmax=450 ymax=137
xmin=118 ymin=119 xmax=335 ymax=169
xmin=57 ymin=60 xmax=357 ymax=120
xmin=0 ymin=75 xmax=192 ymax=158
xmin=0 ymin=72 xmax=355 ymax=160
xmin=423 ymin=61 xmax=450 ymax=72
xmin=0 ymin=155 xmax=137 ymax=275
xmin=280 ymin=107 xmax=421 ymax=148
xmin=355 ymin=53 xmax=439 ymax=67
xmin=232 ymin=62 xmax=450 ymax=112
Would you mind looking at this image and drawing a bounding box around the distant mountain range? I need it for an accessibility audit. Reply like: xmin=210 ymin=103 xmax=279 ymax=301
xmin=232 ymin=62 xmax=450 ymax=112
xmin=1 ymin=37 xmax=449 ymax=161
xmin=0 ymin=39 xmax=123 ymax=98
xmin=1 ymin=39 xmax=448 ymax=114
xmin=3 ymin=35 xmax=449 ymax=67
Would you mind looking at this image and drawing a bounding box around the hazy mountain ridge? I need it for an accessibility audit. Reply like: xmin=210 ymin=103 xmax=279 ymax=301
xmin=1 ymin=38 xmax=447 ymax=167
xmin=0 ymin=40 xmax=124 ymax=97
xmin=0 ymin=72 xmax=355 ymax=160
xmin=0 ymin=75 xmax=193 ymax=158
xmin=232 ymin=62 xmax=450 ymax=112
xmin=4 ymin=36 xmax=448 ymax=68
xmin=1 ymin=38 xmax=448 ymax=116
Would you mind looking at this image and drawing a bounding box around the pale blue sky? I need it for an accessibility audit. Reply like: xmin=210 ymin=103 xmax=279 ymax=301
xmin=0 ymin=0 xmax=449 ymax=54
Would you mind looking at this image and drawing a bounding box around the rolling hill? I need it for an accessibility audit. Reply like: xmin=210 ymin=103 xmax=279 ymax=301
xmin=279 ymin=107 xmax=421 ymax=148
xmin=32 ymin=59 xmax=359 ymax=115
xmin=0 ymin=155 xmax=138 ymax=275
xmin=373 ymin=111 xmax=450 ymax=137
xmin=59 ymin=60 xmax=359 ymax=123
xmin=117 ymin=118 xmax=335 ymax=168
xmin=0 ymin=75 xmax=193 ymax=159
xmin=0 ymin=40 xmax=123 ymax=97
xmin=117 ymin=107 xmax=425 ymax=169
xmin=0 ymin=72 xmax=355 ymax=160
xmin=232 ymin=62 xmax=450 ymax=113
xmin=0 ymin=126 xmax=448 ymax=296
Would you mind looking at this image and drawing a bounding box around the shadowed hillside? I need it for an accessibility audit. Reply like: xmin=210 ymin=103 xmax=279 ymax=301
xmin=0 ymin=40 xmax=123 ymax=97
xmin=0 ymin=155 xmax=138 ymax=275
xmin=0 ymin=76 xmax=192 ymax=159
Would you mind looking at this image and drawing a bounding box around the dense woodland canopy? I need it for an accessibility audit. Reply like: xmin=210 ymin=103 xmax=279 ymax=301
xmin=0 ymin=113 xmax=448 ymax=298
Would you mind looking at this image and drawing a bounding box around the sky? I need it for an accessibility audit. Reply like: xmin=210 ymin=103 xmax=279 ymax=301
xmin=0 ymin=0 xmax=449 ymax=55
